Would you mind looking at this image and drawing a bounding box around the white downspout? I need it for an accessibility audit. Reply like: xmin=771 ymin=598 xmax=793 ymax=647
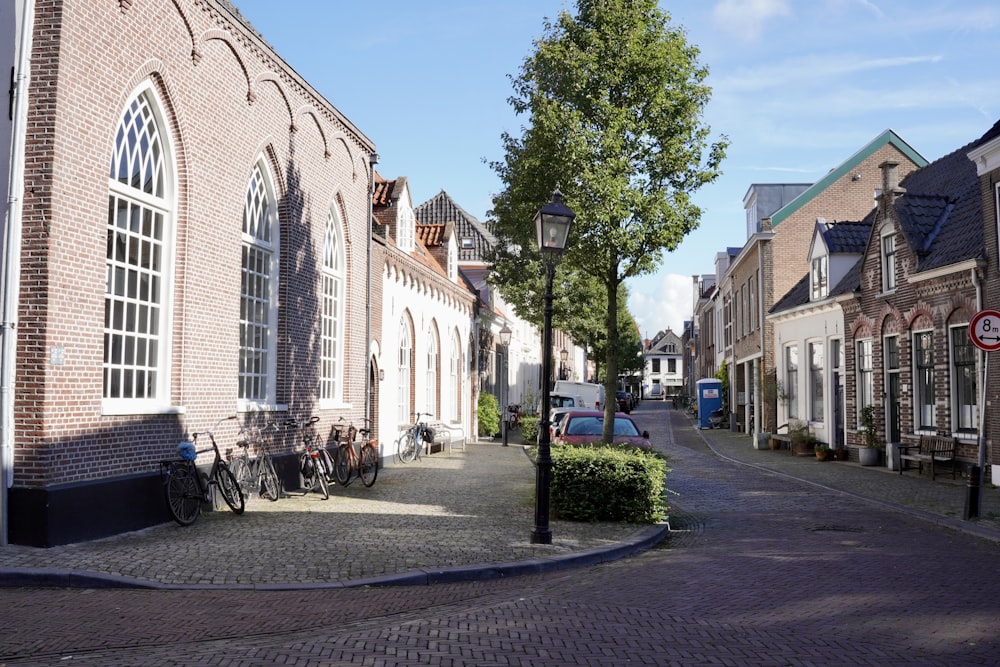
xmin=1 ymin=0 xmax=36 ymax=546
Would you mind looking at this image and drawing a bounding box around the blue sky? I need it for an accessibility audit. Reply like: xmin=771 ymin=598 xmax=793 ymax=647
xmin=233 ymin=0 xmax=999 ymax=339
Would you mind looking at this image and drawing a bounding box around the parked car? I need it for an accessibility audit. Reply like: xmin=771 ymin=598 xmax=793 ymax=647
xmin=615 ymin=390 xmax=631 ymax=413
xmin=553 ymin=410 xmax=651 ymax=448
xmin=548 ymin=407 xmax=575 ymax=438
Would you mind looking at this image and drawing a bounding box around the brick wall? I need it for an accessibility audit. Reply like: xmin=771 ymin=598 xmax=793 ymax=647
xmin=14 ymin=0 xmax=378 ymax=487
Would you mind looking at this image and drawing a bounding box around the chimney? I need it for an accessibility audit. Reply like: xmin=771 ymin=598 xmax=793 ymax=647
xmin=880 ymin=161 xmax=906 ymax=202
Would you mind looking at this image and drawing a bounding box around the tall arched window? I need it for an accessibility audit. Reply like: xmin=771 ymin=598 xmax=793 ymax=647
xmin=426 ymin=322 xmax=439 ymax=417
xmin=104 ymin=85 xmax=175 ymax=411
xmin=450 ymin=331 xmax=461 ymax=421
xmin=398 ymin=315 xmax=412 ymax=424
xmin=239 ymin=161 xmax=279 ymax=406
xmin=320 ymin=208 xmax=344 ymax=404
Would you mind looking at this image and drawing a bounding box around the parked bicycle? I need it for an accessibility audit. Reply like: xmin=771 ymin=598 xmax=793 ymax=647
xmin=333 ymin=418 xmax=379 ymax=487
xmin=161 ymin=415 xmax=245 ymax=526
xmin=227 ymin=420 xmax=281 ymax=502
xmin=287 ymin=415 xmax=334 ymax=499
xmin=396 ymin=411 xmax=433 ymax=463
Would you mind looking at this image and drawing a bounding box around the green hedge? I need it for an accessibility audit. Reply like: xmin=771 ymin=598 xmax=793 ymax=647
xmin=519 ymin=415 xmax=539 ymax=444
xmin=549 ymin=445 xmax=668 ymax=523
xmin=478 ymin=392 xmax=501 ymax=436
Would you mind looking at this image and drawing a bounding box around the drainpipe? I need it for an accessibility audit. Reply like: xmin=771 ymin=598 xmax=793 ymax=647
xmin=972 ymin=266 xmax=987 ymax=500
xmin=1 ymin=0 xmax=35 ymax=546
xmin=365 ymin=153 xmax=378 ymax=431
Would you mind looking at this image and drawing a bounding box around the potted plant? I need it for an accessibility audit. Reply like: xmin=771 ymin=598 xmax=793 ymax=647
xmin=789 ymin=419 xmax=816 ymax=456
xmin=815 ymin=444 xmax=831 ymax=461
xmin=858 ymin=404 xmax=883 ymax=466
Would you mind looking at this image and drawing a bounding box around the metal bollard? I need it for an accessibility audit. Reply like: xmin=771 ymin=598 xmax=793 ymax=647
xmin=964 ymin=465 xmax=980 ymax=520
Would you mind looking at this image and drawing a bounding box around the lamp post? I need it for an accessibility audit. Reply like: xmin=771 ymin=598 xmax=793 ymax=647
xmin=532 ymin=188 xmax=575 ymax=544
xmin=559 ymin=348 xmax=569 ymax=380
xmin=499 ymin=323 xmax=512 ymax=446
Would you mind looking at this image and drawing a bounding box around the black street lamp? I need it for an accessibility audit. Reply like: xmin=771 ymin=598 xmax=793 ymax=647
xmin=559 ymin=347 xmax=569 ymax=380
xmin=532 ymin=188 xmax=575 ymax=545
xmin=499 ymin=323 xmax=512 ymax=447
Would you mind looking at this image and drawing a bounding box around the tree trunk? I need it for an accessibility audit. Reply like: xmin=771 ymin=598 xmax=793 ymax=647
xmin=603 ymin=268 xmax=620 ymax=443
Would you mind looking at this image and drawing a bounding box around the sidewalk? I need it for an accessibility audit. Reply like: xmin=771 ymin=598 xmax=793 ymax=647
xmin=0 ymin=408 xmax=997 ymax=590
xmin=685 ymin=410 xmax=1000 ymax=544
xmin=0 ymin=439 xmax=663 ymax=590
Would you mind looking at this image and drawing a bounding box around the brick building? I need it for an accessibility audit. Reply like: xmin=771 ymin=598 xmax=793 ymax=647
xmin=0 ymin=0 xmax=481 ymax=546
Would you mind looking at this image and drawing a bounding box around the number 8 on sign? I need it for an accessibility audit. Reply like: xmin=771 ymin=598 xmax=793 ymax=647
xmin=969 ymin=309 xmax=1000 ymax=352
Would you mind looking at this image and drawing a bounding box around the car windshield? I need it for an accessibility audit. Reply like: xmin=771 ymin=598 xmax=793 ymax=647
xmin=566 ymin=416 xmax=640 ymax=437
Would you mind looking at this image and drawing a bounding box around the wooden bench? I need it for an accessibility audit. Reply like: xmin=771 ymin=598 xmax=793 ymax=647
xmin=898 ymin=435 xmax=957 ymax=480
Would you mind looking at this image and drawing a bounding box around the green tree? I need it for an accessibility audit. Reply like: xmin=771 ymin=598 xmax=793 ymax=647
xmin=489 ymin=0 xmax=727 ymax=441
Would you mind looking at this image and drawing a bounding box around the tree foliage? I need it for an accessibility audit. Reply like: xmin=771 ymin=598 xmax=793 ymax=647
xmin=489 ymin=0 xmax=727 ymax=441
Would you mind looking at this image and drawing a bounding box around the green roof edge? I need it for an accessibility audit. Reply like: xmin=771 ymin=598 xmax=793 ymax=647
xmin=771 ymin=129 xmax=929 ymax=226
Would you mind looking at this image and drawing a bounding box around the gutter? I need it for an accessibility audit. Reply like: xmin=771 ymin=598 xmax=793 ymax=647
xmin=365 ymin=153 xmax=378 ymax=429
xmin=1 ymin=0 xmax=35 ymax=546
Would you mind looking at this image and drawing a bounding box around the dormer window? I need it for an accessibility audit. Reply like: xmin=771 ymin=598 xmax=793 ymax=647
xmin=461 ymin=237 xmax=475 ymax=250
xmin=398 ymin=207 xmax=415 ymax=252
xmin=810 ymin=256 xmax=828 ymax=300
xmin=882 ymin=233 xmax=897 ymax=292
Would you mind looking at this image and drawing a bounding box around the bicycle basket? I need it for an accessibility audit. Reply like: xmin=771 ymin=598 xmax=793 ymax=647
xmin=178 ymin=441 xmax=197 ymax=461
xmin=421 ymin=426 xmax=436 ymax=444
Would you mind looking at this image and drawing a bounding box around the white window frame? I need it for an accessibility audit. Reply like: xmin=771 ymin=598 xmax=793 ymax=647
xmin=398 ymin=316 xmax=412 ymax=424
xmin=425 ymin=322 xmax=439 ymax=417
xmin=808 ymin=340 xmax=823 ymax=423
xmin=881 ymin=232 xmax=897 ymax=292
xmin=856 ymin=339 xmax=874 ymax=426
xmin=319 ymin=208 xmax=345 ymax=407
xmin=449 ymin=332 xmax=460 ymax=421
xmin=810 ymin=255 xmax=828 ymax=301
xmin=785 ymin=344 xmax=799 ymax=420
xmin=398 ymin=207 xmax=415 ymax=252
xmin=103 ymin=84 xmax=176 ymax=415
xmin=912 ymin=330 xmax=936 ymax=432
xmin=951 ymin=324 xmax=978 ymax=434
xmin=238 ymin=160 xmax=280 ymax=411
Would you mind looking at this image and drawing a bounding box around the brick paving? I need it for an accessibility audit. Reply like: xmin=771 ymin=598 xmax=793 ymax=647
xmin=0 ymin=402 xmax=997 ymax=590
xmin=2 ymin=401 xmax=1000 ymax=665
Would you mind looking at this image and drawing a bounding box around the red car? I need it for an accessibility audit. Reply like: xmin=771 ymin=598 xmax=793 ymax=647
xmin=553 ymin=410 xmax=651 ymax=448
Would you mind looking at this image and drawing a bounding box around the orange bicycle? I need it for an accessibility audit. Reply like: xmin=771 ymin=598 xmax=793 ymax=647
xmin=334 ymin=418 xmax=379 ymax=487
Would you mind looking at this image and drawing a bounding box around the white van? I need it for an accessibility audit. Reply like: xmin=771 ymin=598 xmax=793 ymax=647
xmin=552 ymin=381 xmax=606 ymax=410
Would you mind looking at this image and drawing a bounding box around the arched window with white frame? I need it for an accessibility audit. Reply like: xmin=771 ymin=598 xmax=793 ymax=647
xmin=426 ymin=322 xmax=439 ymax=417
xmin=320 ymin=207 xmax=345 ymax=405
xmin=398 ymin=314 xmax=413 ymax=424
xmin=450 ymin=330 xmax=461 ymax=421
xmin=239 ymin=160 xmax=280 ymax=407
xmin=104 ymin=84 xmax=176 ymax=412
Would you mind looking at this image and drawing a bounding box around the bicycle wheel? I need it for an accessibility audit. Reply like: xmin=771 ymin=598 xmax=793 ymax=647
xmin=164 ymin=462 xmax=201 ymax=526
xmin=334 ymin=444 xmax=353 ymax=487
xmin=397 ymin=431 xmax=417 ymax=463
xmin=259 ymin=454 xmax=280 ymax=502
xmin=360 ymin=444 xmax=379 ymax=487
xmin=314 ymin=464 xmax=330 ymax=500
xmin=216 ymin=464 xmax=246 ymax=514
xmin=228 ymin=456 xmax=254 ymax=500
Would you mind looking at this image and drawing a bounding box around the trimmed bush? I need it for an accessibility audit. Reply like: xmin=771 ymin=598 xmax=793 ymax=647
xmin=549 ymin=445 xmax=668 ymax=523
xmin=478 ymin=392 xmax=501 ymax=437
xmin=519 ymin=415 xmax=539 ymax=444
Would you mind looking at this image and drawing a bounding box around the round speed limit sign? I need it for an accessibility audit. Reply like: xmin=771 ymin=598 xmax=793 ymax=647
xmin=969 ymin=309 xmax=1000 ymax=352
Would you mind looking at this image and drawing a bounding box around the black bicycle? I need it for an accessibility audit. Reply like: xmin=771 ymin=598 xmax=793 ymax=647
xmin=228 ymin=420 xmax=281 ymax=502
xmin=287 ymin=416 xmax=334 ymax=499
xmin=161 ymin=415 xmax=246 ymax=526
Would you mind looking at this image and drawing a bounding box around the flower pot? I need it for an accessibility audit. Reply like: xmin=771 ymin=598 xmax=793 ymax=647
xmin=858 ymin=446 xmax=881 ymax=466
xmin=833 ymin=448 xmax=849 ymax=461
xmin=815 ymin=449 xmax=831 ymax=461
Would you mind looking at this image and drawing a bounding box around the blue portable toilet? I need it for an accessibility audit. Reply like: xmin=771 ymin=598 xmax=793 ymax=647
xmin=696 ymin=378 xmax=723 ymax=429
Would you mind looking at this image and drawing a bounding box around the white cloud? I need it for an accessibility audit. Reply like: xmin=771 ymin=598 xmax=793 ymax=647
xmin=627 ymin=273 xmax=693 ymax=339
xmin=711 ymin=0 xmax=791 ymax=40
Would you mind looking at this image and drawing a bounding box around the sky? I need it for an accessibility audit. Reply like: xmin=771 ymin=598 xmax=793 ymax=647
xmin=233 ymin=0 xmax=1000 ymax=340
